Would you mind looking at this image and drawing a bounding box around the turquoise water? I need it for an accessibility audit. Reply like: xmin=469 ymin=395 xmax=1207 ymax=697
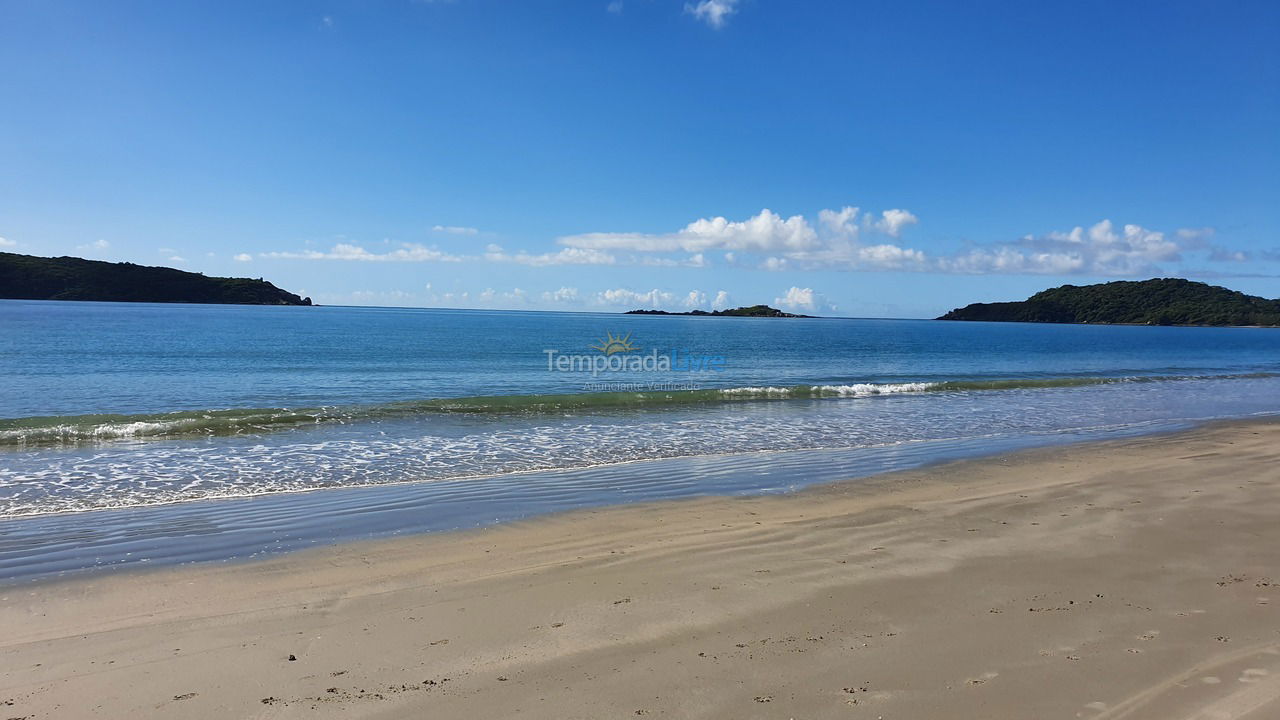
xmin=1 ymin=299 xmax=1279 ymax=580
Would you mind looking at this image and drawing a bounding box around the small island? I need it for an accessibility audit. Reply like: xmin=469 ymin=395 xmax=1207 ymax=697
xmin=625 ymin=304 xmax=814 ymax=318
xmin=0 ymin=252 xmax=312 ymax=306
xmin=939 ymin=278 xmax=1280 ymax=327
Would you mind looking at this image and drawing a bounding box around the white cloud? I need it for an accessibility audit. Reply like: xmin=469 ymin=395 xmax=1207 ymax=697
xmin=712 ymin=290 xmax=731 ymax=310
xmin=594 ymin=288 xmax=678 ymax=308
xmin=167 ymin=255 xmax=187 ymax=264
xmin=967 ymin=219 xmax=1183 ymax=276
xmin=233 ymin=253 xmax=253 ymax=262
xmin=484 ymin=244 xmax=617 ymax=266
xmin=559 ymin=207 xmax=925 ymax=273
xmin=607 ymin=0 xmax=623 ymax=13
xmin=471 ymin=285 xmax=529 ymax=302
xmin=561 ymin=209 xmax=820 ymax=254
xmin=818 ymin=206 xmax=860 ymax=236
xmin=262 ymin=242 xmax=462 ymax=262
xmin=683 ymin=290 xmax=707 ymax=309
xmin=684 ymin=0 xmax=739 ymax=28
xmin=640 ymin=253 xmax=708 ymax=268
xmin=855 ymin=244 xmax=927 ymax=268
xmin=0 ymin=237 xmax=15 ymax=247
xmin=77 ymin=239 xmax=110 ymax=251
xmin=774 ymin=287 xmax=837 ymax=313
xmin=869 ymin=209 xmax=919 ymax=238
xmin=541 ymin=286 xmax=580 ymax=303
xmin=431 ymin=225 xmax=480 ymax=236
xmin=940 ymin=246 xmax=1086 ymax=275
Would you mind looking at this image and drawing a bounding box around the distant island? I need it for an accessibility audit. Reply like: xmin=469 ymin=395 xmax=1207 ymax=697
xmin=0 ymin=252 xmax=312 ymax=306
xmin=939 ymin=278 xmax=1280 ymax=327
xmin=625 ymin=304 xmax=814 ymax=318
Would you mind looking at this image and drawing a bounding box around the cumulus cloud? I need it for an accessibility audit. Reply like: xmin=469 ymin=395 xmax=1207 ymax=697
xmin=939 ymin=219 xmax=1185 ymax=276
xmin=0 ymin=237 xmax=15 ymax=247
xmin=594 ymin=288 xmax=678 ymax=308
xmin=856 ymin=243 xmax=928 ymax=267
xmin=818 ymin=206 xmax=859 ymax=236
xmin=561 ymin=209 xmax=819 ymax=254
xmin=233 ymin=253 xmax=253 ymax=262
xmin=560 ymin=207 xmax=927 ymax=272
xmin=684 ymin=0 xmax=739 ymax=28
xmin=774 ymin=286 xmax=836 ymax=313
xmin=869 ymin=209 xmax=919 ymax=238
xmin=261 ymin=243 xmax=462 ymax=262
xmin=712 ymin=290 xmax=731 ymax=310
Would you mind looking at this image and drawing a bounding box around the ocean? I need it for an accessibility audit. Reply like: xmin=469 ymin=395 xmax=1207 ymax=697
xmin=3 ymin=299 xmax=1279 ymax=582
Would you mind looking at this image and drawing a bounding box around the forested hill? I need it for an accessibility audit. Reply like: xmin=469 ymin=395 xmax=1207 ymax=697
xmin=938 ymin=279 xmax=1280 ymax=327
xmin=0 ymin=252 xmax=312 ymax=306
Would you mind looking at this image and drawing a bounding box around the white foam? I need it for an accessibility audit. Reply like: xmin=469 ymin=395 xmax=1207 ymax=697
xmin=720 ymin=386 xmax=794 ymax=396
xmin=815 ymin=382 xmax=937 ymax=396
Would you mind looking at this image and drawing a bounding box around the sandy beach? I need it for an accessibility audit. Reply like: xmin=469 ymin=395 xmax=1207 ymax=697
xmin=2 ymin=419 xmax=1279 ymax=719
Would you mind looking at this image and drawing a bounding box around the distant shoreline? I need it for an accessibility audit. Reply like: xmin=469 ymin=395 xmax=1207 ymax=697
xmin=625 ymin=304 xmax=814 ymax=318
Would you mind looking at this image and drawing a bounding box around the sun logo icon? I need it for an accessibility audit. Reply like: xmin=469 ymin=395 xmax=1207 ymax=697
xmin=591 ymin=331 xmax=638 ymax=355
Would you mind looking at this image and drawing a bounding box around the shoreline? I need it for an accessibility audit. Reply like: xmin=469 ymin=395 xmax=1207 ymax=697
xmin=0 ymin=416 xmax=1221 ymax=584
xmin=3 ymin=418 xmax=1279 ymax=718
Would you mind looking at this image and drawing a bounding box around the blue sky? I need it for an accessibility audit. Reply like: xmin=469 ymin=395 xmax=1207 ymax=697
xmin=2 ymin=0 xmax=1277 ymax=317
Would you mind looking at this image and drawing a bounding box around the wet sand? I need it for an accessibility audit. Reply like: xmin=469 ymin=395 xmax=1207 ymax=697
xmin=2 ymin=418 xmax=1279 ymax=719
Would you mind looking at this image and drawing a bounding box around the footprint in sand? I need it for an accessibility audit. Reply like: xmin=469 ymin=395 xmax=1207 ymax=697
xmin=1138 ymin=630 xmax=1160 ymax=641
xmin=1239 ymin=669 xmax=1269 ymax=684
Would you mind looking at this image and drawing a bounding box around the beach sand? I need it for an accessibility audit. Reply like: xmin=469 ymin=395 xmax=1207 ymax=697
xmin=3 ymin=419 xmax=1279 ymax=719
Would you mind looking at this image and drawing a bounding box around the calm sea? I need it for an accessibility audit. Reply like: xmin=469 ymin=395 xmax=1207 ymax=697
xmin=2 ymin=299 xmax=1279 ymax=581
